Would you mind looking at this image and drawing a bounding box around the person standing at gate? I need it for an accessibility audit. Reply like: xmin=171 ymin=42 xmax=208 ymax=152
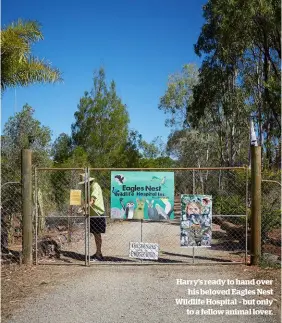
xmin=78 ymin=174 xmax=106 ymax=261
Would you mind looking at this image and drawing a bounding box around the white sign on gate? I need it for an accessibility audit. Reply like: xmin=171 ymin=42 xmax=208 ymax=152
xmin=129 ymin=242 xmax=159 ymax=260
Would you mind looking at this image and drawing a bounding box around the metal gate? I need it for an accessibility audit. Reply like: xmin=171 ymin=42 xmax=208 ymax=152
xmin=34 ymin=167 xmax=249 ymax=265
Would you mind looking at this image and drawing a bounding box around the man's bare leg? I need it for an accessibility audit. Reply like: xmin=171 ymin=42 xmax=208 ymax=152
xmin=93 ymin=233 xmax=102 ymax=256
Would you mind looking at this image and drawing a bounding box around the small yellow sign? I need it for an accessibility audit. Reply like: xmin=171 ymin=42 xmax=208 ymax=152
xmin=70 ymin=190 xmax=82 ymax=206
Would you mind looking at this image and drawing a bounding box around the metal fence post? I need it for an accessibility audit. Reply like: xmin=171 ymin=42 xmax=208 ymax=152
xmin=250 ymin=146 xmax=261 ymax=265
xmin=22 ymin=149 xmax=33 ymax=265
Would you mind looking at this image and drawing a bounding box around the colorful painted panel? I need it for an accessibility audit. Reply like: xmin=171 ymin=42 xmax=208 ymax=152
xmin=111 ymin=171 xmax=174 ymax=220
xmin=180 ymin=194 xmax=212 ymax=247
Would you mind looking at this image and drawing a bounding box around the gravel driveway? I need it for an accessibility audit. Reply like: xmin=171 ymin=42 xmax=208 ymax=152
xmin=5 ymin=264 xmax=281 ymax=323
xmin=3 ymin=221 xmax=280 ymax=323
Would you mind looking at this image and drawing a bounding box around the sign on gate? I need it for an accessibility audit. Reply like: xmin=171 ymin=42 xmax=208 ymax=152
xmin=110 ymin=171 xmax=174 ymax=220
xmin=180 ymin=194 xmax=212 ymax=247
xmin=70 ymin=189 xmax=82 ymax=206
xmin=129 ymin=242 xmax=159 ymax=260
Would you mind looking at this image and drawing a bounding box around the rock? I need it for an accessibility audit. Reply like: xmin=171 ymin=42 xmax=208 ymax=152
xmin=262 ymin=253 xmax=279 ymax=263
xmin=35 ymin=236 xmax=61 ymax=259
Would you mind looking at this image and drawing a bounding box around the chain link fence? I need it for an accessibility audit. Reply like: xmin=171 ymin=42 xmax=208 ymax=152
xmin=3 ymin=165 xmax=280 ymax=266
xmin=1 ymin=164 xmax=22 ymax=265
xmin=35 ymin=168 xmax=87 ymax=264
xmin=261 ymin=179 xmax=281 ymax=266
xmin=89 ymin=168 xmax=248 ymax=264
xmin=33 ymin=167 xmax=250 ymax=265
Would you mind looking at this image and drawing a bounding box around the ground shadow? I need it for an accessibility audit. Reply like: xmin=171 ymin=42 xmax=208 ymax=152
xmin=1 ymin=249 xmax=22 ymax=264
xmin=60 ymin=250 xmax=85 ymax=261
xmin=154 ymin=257 xmax=187 ymax=263
xmin=99 ymin=256 xmax=136 ymax=263
xmin=161 ymin=251 xmax=233 ymax=263
xmin=60 ymin=251 xmax=136 ymax=263
xmin=211 ymin=240 xmax=248 ymax=251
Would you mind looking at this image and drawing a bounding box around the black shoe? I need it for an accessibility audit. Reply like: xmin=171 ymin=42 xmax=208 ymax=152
xmin=1 ymin=247 xmax=11 ymax=255
xmin=90 ymin=253 xmax=104 ymax=261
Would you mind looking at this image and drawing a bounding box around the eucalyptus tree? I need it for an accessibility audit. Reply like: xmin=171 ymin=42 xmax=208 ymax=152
xmin=193 ymin=0 xmax=281 ymax=167
xmin=159 ymin=61 xmax=250 ymax=167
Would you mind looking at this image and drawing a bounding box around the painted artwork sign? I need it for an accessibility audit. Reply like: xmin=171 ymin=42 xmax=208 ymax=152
xmin=180 ymin=194 xmax=212 ymax=247
xmin=110 ymin=171 xmax=174 ymax=220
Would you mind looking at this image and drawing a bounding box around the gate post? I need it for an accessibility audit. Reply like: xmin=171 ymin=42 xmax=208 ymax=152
xmin=22 ymin=149 xmax=33 ymax=265
xmin=250 ymin=146 xmax=261 ymax=265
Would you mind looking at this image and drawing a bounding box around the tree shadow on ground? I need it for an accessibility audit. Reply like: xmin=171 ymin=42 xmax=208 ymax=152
xmin=161 ymin=251 xmax=233 ymax=263
xmin=1 ymin=249 xmax=22 ymax=264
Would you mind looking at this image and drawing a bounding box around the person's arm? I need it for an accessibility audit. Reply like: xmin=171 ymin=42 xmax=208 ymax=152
xmin=89 ymin=196 xmax=96 ymax=206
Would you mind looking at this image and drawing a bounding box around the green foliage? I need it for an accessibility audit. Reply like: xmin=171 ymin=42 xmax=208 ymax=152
xmin=166 ymin=128 xmax=217 ymax=167
xmin=71 ymin=68 xmax=130 ymax=167
xmin=139 ymin=157 xmax=175 ymax=168
xmin=259 ymin=255 xmax=281 ymax=269
xmin=1 ymin=104 xmax=52 ymax=182
xmin=1 ymin=105 xmax=53 ymax=237
xmin=51 ymin=133 xmax=73 ymax=164
xmin=159 ymin=60 xmax=250 ymax=167
xmin=159 ymin=64 xmax=198 ymax=129
xmin=261 ymin=170 xmax=281 ymax=240
xmin=214 ymin=196 xmax=246 ymax=225
xmin=1 ymin=19 xmax=62 ymax=91
xmin=112 ymin=130 xmax=142 ymax=168
xmin=193 ymin=0 xmax=281 ymax=167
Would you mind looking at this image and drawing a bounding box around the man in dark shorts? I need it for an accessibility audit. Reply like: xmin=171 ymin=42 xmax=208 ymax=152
xmin=79 ymin=174 xmax=106 ymax=261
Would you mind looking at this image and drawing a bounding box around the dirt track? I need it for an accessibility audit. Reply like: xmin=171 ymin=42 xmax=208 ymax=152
xmin=2 ymin=221 xmax=280 ymax=322
xmin=2 ymin=264 xmax=281 ymax=323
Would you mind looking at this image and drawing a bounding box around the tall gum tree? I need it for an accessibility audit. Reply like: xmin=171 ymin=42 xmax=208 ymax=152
xmin=193 ymin=0 xmax=281 ymax=167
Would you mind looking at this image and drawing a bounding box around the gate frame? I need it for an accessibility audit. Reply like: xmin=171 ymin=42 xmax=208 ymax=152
xmin=34 ymin=166 xmax=249 ymax=266
xmin=89 ymin=166 xmax=249 ymax=265
xmin=34 ymin=167 xmax=87 ymax=266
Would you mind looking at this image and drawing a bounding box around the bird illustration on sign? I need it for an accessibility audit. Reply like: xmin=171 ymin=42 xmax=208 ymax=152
xmin=150 ymin=175 xmax=167 ymax=187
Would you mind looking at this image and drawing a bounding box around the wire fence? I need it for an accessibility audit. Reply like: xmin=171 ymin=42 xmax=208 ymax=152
xmin=261 ymin=179 xmax=281 ymax=265
xmin=1 ymin=164 xmax=23 ymax=265
xmin=2 ymin=165 xmax=280 ymax=267
xmin=35 ymin=168 xmax=86 ymax=264
xmin=33 ymin=167 xmax=249 ymax=265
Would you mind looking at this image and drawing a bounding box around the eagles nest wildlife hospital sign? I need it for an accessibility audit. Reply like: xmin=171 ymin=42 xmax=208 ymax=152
xmin=110 ymin=171 xmax=175 ymax=221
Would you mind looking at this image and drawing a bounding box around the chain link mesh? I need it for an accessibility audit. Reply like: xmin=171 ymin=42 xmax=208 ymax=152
xmin=87 ymin=168 xmax=248 ymax=264
xmin=35 ymin=169 xmax=86 ymax=264
xmin=4 ymin=166 xmax=279 ymax=266
xmin=1 ymin=165 xmax=22 ymax=265
xmin=261 ymin=180 xmax=281 ymax=265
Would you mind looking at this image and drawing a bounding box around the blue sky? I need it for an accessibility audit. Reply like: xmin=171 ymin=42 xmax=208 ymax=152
xmin=2 ymin=0 xmax=206 ymax=144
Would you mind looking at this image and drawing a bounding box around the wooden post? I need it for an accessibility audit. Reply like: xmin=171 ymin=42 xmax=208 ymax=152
xmin=250 ymin=146 xmax=261 ymax=265
xmin=22 ymin=149 xmax=33 ymax=265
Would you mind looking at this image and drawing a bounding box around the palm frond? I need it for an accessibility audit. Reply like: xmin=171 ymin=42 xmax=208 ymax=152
xmin=1 ymin=19 xmax=62 ymax=91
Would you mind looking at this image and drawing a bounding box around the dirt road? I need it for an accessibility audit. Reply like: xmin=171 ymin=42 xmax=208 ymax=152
xmin=2 ymin=221 xmax=280 ymax=323
xmin=3 ymin=264 xmax=281 ymax=323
